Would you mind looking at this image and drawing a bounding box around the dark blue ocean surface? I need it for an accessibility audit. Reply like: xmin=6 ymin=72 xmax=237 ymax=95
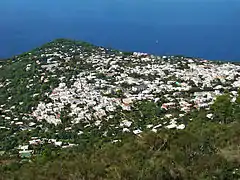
xmin=0 ymin=0 xmax=239 ymax=61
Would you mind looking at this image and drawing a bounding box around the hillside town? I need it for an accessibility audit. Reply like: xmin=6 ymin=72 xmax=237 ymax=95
xmin=0 ymin=39 xmax=240 ymax=159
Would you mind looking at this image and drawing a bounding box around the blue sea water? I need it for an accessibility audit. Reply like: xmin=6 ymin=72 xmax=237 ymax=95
xmin=0 ymin=0 xmax=239 ymax=61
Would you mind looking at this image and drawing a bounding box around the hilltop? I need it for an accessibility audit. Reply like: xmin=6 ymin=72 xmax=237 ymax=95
xmin=1 ymin=39 xmax=240 ymax=179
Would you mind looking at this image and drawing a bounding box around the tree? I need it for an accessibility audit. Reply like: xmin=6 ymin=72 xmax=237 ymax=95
xmin=233 ymin=89 xmax=240 ymax=121
xmin=211 ymin=94 xmax=233 ymax=123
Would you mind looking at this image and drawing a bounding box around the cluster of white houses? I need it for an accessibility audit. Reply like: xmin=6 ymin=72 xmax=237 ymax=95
xmin=1 ymin=43 xmax=240 ymax=155
xmin=32 ymin=46 xmax=240 ymax=131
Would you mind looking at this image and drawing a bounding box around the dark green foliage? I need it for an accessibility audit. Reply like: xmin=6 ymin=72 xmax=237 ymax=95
xmin=1 ymin=119 xmax=240 ymax=180
xmin=122 ymin=51 xmax=133 ymax=56
xmin=211 ymin=94 xmax=233 ymax=123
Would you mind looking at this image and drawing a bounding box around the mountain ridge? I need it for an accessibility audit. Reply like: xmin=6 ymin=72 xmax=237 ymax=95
xmin=1 ymin=39 xmax=240 ymax=179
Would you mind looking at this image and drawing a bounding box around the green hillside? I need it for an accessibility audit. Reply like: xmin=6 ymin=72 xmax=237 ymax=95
xmin=1 ymin=39 xmax=240 ymax=179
